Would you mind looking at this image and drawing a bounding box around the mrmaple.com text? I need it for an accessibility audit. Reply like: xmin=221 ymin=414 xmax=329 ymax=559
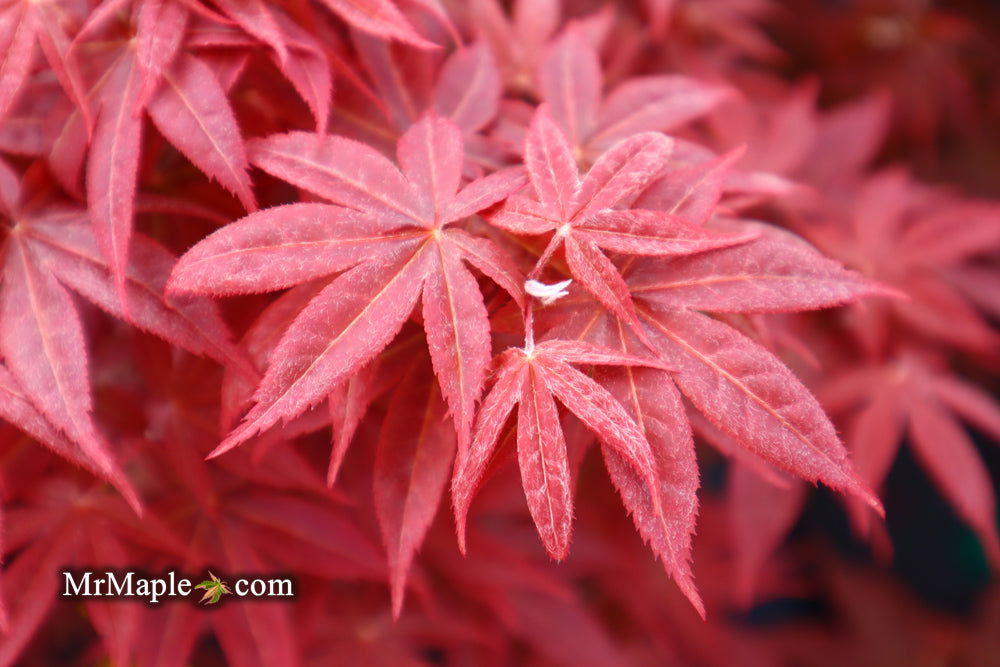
xmin=61 ymin=571 xmax=294 ymax=604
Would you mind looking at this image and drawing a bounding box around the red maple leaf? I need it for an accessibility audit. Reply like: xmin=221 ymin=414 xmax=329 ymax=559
xmin=169 ymin=112 xmax=527 ymax=454
xmin=0 ymin=159 xmax=248 ymax=512
xmin=489 ymin=105 xmax=753 ymax=343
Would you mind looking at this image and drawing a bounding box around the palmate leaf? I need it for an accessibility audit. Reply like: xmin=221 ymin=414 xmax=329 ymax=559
xmin=628 ymin=261 xmax=885 ymax=497
xmin=25 ymin=213 xmax=252 ymax=375
xmin=210 ymin=519 xmax=298 ymax=664
xmin=183 ymin=9 xmax=333 ymax=132
xmin=122 ymin=394 xmax=385 ymax=667
xmin=451 ymin=341 xmax=672 ymax=563
xmin=802 ymin=169 xmax=1000 ymax=357
xmin=538 ymin=26 xmax=731 ymax=157
xmin=330 ymin=36 xmax=504 ymax=165
xmin=217 ymin=243 xmax=432 ymax=453
xmin=908 ymin=394 xmax=1000 ymax=563
xmin=194 ymin=572 xmax=232 ymax=605
xmin=0 ymin=363 xmax=139 ymax=510
xmin=522 ymin=220 xmax=888 ymax=607
xmin=0 ymin=0 xmax=92 ymax=126
xmin=63 ymin=1 xmax=282 ymax=311
xmin=1 ymin=232 xmax=112 ymax=477
xmin=827 ymin=356 xmax=1000 ymax=560
xmin=0 ymin=464 xmax=188 ymax=665
xmin=459 ymin=0 xmax=562 ymax=90
xmin=0 ymin=511 xmax=96 ymax=665
xmin=5 ymin=0 xmax=999 ymax=660
xmin=1 ymin=189 xmax=143 ymax=514
xmin=170 ymin=113 xmax=527 ymax=455
xmin=489 ymin=105 xmax=754 ymax=341
xmin=215 ymin=280 xmax=419 ymax=488
xmin=0 ymin=163 xmax=248 ymax=513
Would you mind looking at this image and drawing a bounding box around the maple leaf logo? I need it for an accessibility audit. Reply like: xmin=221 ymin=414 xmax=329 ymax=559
xmin=193 ymin=572 xmax=232 ymax=605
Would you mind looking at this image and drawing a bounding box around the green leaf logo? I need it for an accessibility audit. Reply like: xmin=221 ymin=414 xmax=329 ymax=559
xmin=193 ymin=572 xmax=232 ymax=605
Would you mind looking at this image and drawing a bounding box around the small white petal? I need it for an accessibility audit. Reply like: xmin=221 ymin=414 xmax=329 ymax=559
xmin=525 ymin=279 xmax=572 ymax=305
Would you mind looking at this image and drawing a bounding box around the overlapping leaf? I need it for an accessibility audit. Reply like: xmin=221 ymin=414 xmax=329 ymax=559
xmin=170 ymin=113 xmax=526 ymax=454
xmin=0 ymin=164 xmax=247 ymax=512
xmin=489 ymin=106 xmax=754 ymax=338
xmin=374 ymin=361 xmax=456 ymax=617
xmin=529 ymin=220 xmax=886 ymax=571
xmin=825 ymin=355 xmax=1000 ymax=561
xmin=538 ymin=26 xmax=732 ymax=158
xmin=451 ymin=340 xmax=674 ymax=562
xmin=0 ymin=0 xmax=91 ymax=124
xmin=4 ymin=0 xmax=996 ymax=658
xmin=59 ymin=0 xmax=329 ymax=310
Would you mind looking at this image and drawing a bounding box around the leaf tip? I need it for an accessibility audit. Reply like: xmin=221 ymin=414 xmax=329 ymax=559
xmin=389 ymin=574 xmax=407 ymax=621
xmin=690 ymin=594 xmax=707 ymax=621
xmin=121 ymin=486 xmax=145 ymax=518
xmin=206 ymin=432 xmax=246 ymax=460
xmin=453 ymin=504 xmax=469 ymax=556
xmin=871 ymin=282 xmax=910 ymax=302
xmin=857 ymin=481 xmax=885 ymax=518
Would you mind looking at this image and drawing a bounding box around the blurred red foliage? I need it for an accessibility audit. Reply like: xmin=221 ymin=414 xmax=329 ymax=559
xmin=1 ymin=0 xmax=999 ymax=664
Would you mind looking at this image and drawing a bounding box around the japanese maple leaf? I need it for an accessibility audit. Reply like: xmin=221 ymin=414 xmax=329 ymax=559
xmin=489 ymin=105 xmax=754 ymax=341
xmin=215 ymin=277 xmax=425 ymax=488
xmin=121 ymin=355 xmax=386 ymax=666
xmin=0 ymin=468 xmax=187 ymax=666
xmin=0 ymin=159 xmax=249 ymax=511
xmin=536 ymin=26 xmax=732 ymax=160
xmin=0 ymin=0 xmax=92 ymax=124
xmin=822 ymin=349 xmax=1000 ymax=562
xmin=706 ymin=79 xmax=891 ymax=194
xmin=213 ymin=288 xmax=455 ymax=628
xmin=194 ymin=572 xmax=232 ymax=604
xmin=169 ymin=112 xmax=527 ymax=454
xmin=458 ymin=0 xmax=564 ymax=90
xmin=581 ymin=314 xmax=708 ymax=614
xmin=0 ymin=362 xmax=139 ymax=510
xmin=55 ymin=0 xmax=305 ymax=308
xmin=419 ymin=522 xmax=629 ymax=665
xmin=329 ymin=36 xmax=508 ymax=172
xmin=450 ymin=339 xmax=686 ymax=597
xmin=523 ymin=220 xmax=886 ymax=598
xmin=184 ymin=8 xmax=333 ymax=132
xmin=801 ymin=169 xmax=1000 ymax=357
xmin=623 ymin=240 xmax=885 ymax=515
